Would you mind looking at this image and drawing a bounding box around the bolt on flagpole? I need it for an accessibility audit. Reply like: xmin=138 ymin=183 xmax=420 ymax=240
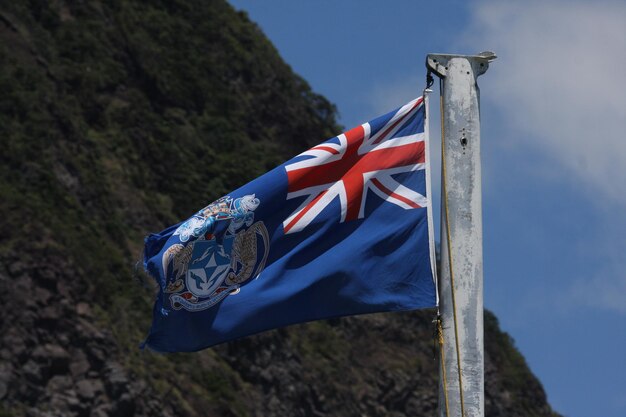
xmin=426 ymin=51 xmax=496 ymax=417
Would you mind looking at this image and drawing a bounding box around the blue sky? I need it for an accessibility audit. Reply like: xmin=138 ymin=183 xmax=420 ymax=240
xmin=229 ymin=1 xmax=626 ymax=416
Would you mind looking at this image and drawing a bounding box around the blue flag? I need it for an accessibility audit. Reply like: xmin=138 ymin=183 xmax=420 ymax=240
xmin=143 ymin=97 xmax=437 ymax=352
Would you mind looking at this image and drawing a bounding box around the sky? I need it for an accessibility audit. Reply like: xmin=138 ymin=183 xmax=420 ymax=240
xmin=228 ymin=1 xmax=626 ymax=416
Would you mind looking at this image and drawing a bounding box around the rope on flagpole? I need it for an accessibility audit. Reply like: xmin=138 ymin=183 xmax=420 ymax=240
xmin=440 ymin=76 xmax=467 ymax=417
xmin=424 ymin=81 xmax=452 ymax=417
xmin=437 ymin=314 xmax=452 ymax=416
xmin=425 ymin=75 xmax=452 ymax=417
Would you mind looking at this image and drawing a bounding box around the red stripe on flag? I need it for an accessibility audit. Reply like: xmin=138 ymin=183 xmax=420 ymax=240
xmin=370 ymin=178 xmax=421 ymax=209
xmin=311 ymin=145 xmax=340 ymax=155
xmin=372 ymin=97 xmax=423 ymax=145
xmin=283 ymin=190 xmax=329 ymax=234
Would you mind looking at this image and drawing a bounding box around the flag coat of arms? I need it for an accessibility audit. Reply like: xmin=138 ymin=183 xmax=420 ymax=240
xmin=143 ymin=97 xmax=437 ymax=352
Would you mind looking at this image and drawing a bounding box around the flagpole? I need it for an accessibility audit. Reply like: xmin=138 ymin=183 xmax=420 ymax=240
xmin=426 ymin=52 xmax=496 ymax=417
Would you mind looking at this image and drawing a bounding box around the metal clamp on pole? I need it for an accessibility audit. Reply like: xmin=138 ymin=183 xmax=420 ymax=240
xmin=427 ymin=51 xmax=495 ymax=417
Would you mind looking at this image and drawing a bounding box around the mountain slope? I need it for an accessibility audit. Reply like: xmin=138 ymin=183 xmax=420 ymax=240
xmin=0 ymin=1 xmax=559 ymax=416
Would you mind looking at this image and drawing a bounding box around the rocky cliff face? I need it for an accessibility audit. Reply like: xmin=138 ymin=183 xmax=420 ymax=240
xmin=0 ymin=1 xmax=560 ymax=416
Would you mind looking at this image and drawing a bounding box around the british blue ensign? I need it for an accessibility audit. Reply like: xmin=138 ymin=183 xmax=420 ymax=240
xmin=143 ymin=97 xmax=437 ymax=352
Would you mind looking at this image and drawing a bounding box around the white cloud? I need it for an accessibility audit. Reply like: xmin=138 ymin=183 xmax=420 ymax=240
xmin=561 ymin=271 xmax=626 ymax=314
xmin=466 ymin=0 xmax=626 ymax=205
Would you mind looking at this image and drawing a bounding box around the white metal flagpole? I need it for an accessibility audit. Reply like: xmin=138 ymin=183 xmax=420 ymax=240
xmin=426 ymin=51 xmax=496 ymax=417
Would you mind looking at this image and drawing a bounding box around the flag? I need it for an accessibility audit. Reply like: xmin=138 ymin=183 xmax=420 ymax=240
xmin=142 ymin=96 xmax=437 ymax=352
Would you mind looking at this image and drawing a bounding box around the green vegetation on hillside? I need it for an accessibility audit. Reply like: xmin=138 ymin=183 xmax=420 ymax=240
xmin=1 ymin=1 xmax=338 ymax=414
xmin=0 ymin=0 xmax=338 ymax=353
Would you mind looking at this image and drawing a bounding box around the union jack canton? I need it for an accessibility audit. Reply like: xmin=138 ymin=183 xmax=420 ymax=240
xmin=284 ymin=97 xmax=428 ymax=234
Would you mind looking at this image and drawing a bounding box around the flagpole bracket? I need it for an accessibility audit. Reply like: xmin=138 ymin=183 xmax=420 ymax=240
xmin=426 ymin=51 xmax=496 ymax=79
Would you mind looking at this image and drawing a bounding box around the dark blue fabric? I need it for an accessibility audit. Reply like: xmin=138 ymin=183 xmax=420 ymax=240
xmin=143 ymin=99 xmax=436 ymax=352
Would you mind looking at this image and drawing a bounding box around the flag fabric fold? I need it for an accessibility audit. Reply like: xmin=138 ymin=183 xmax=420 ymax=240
xmin=143 ymin=96 xmax=437 ymax=352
